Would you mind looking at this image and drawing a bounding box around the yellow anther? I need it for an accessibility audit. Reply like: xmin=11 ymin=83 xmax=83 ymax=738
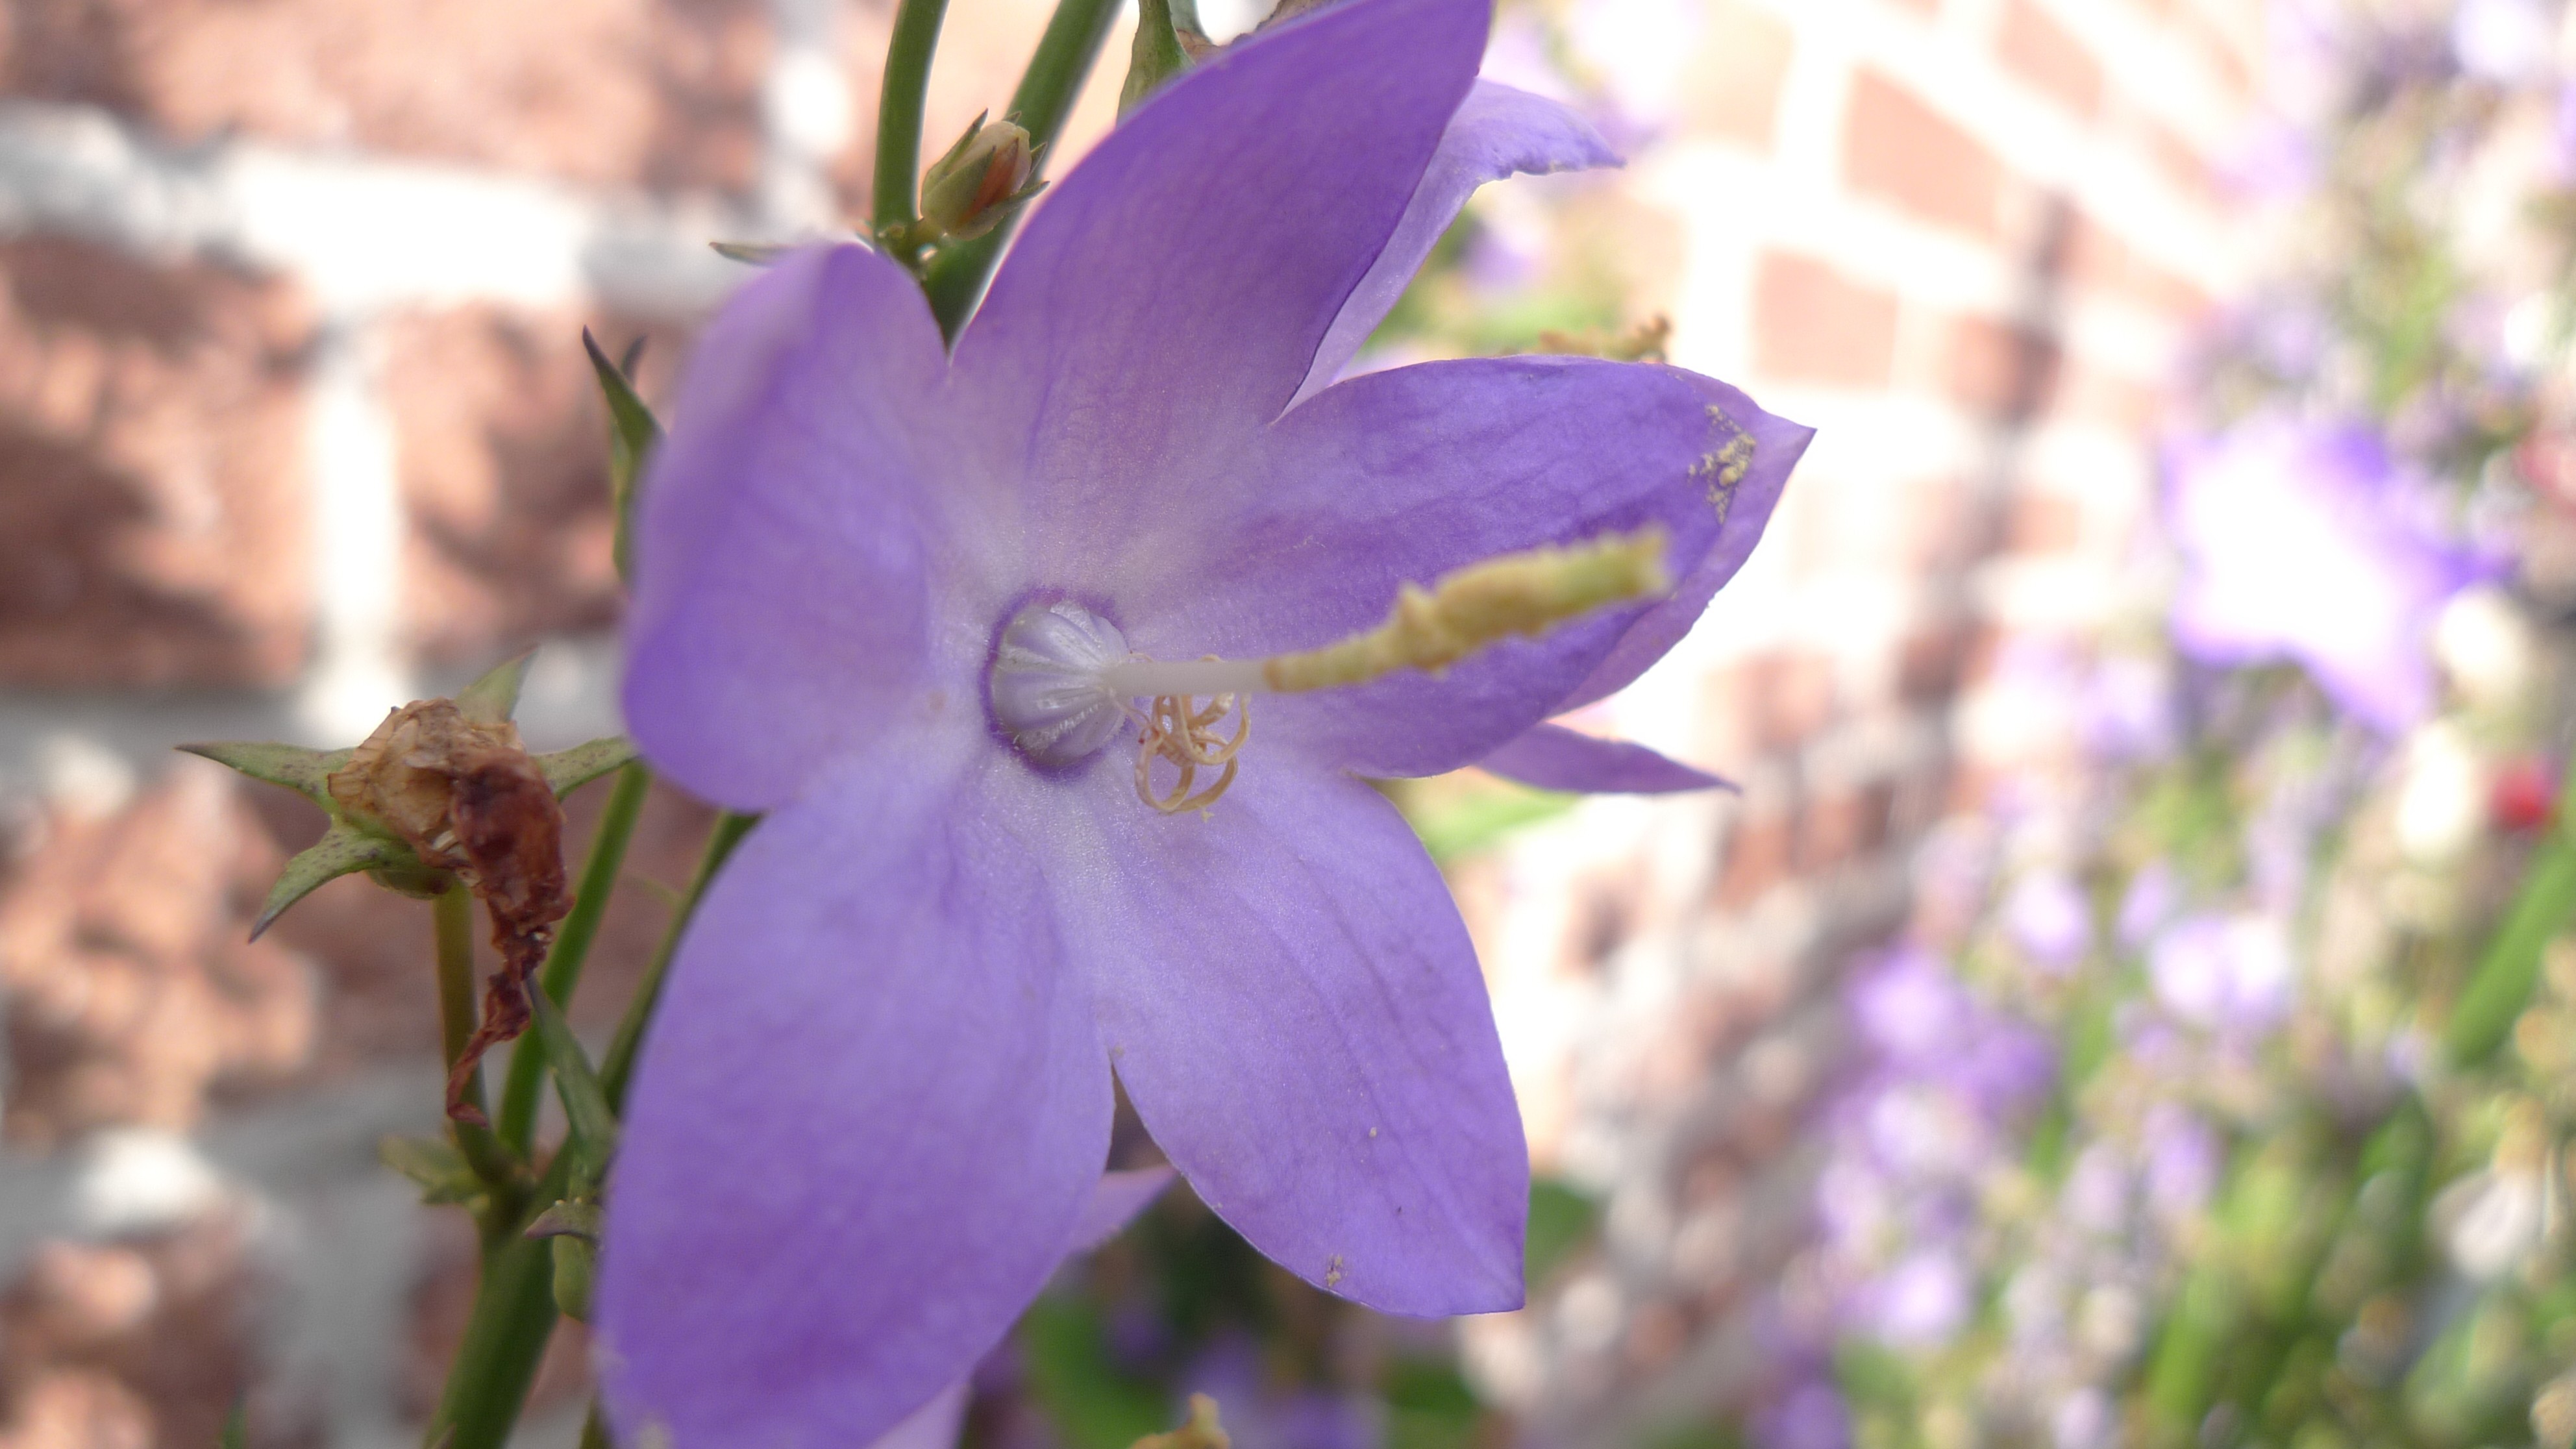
xmin=1261 ymin=526 xmax=1671 ymax=693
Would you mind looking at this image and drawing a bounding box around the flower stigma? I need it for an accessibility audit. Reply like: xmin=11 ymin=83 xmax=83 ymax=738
xmin=987 ymin=526 xmax=1672 ymax=813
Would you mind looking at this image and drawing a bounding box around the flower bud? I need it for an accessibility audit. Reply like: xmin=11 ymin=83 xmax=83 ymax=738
xmin=551 ymin=1233 xmax=597 ymax=1321
xmin=919 ymin=117 xmax=1039 ymax=245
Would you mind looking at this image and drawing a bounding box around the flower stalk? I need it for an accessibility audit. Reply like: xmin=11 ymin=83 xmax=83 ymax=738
xmin=873 ymin=0 xmax=953 ymax=262
xmin=601 ymin=809 xmax=760 ymax=1106
xmin=920 ymin=0 xmax=1123 ymax=336
xmin=434 ymin=884 xmax=524 ymax=1211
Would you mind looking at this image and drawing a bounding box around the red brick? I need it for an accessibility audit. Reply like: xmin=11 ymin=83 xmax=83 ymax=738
xmin=1682 ymin=0 xmax=1794 ymax=149
xmin=2064 ymin=212 xmax=2213 ymax=317
xmin=1799 ymin=781 xmax=1896 ymax=870
xmin=1944 ymin=313 xmax=2062 ymax=417
xmin=1998 ymin=0 xmax=2103 ymax=118
xmin=2004 ymin=490 xmax=2083 ymax=552
xmin=1844 ymin=71 xmax=2005 ymax=239
xmin=386 ymin=307 xmax=666 ymax=663
xmin=1897 ymin=626 xmax=1972 ymax=702
xmin=0 ymin=0 xmax=768 ymax=193
xmin=2149 ymin=123 xmax=2221 ymax=204
xmin=1752 ymin=252 xmax=1899 ymax=388
xmin=1713 ymin=810 xmax=1794 ymax=908
xmin=0 ymin=240 xmax=312 ymax=689
xmin=0 ymin=763 xmax=311 ymax=1146
xmin=0 ymin=1219 xmax=262 ymax=1449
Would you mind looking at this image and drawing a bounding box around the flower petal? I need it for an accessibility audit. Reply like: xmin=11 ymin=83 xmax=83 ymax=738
xmin=1072 ymin=1167 xmax=1177 ymax=1250
xmin=1123 ymin=356 xmax=1796 ymax=777
xmin=1050 ymin=762 xmax=1528 ymax=1316
xmin=870 ymin=1385 xmax=971 ymax=1449
xmin=622 ymin=243 xmax=952 ymax=810
xmin=1479 ymin=723 xmax=1733 ymax=794
xmin=948 ymin=0 xmax=1487 ymax=586
xmin=596 ymin=737 xmax=1112 ymax=1448
xmin=1293 ymin=81 xmax=1620 ymax=406
xmin=1557 ymin=382 xmax=1813 ymax=710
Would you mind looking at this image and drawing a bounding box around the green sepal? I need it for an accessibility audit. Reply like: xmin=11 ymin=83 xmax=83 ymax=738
xmin=536 ymin=736 xmax=639 ymax=797
xmin=456 ymin=648 xmax=536 ymax=725
xmin=710 ymin=240 xmax=792 ymax=266
xmin=176 ymin=741 xmax=350 ymax=808
xmin=582 ymin=328 xmax=664 ymax=588
xmin=549 ymin=1232 xmax=597 ymax=1322
xmin=525 ymin=1198 xmax=604 ymax=1243
xmin=381 ymin=1133 xmax=487 ymax=1206
xmin=1119 ymin=0 xmax=1191 ymax=118
xmin=527 ymin=988 xmax=619 ymax=1189
xmin=256 ymin=823 xmax=409 ymax=938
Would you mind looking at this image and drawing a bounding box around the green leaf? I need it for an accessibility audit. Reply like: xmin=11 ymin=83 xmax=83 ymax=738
xmin=709 ymin=240 xmax=791 ymax=266
xmin=526 ymin=988 xmax=619 ymax=1187
xmin=536 ymin=736 xmax=639 ymax=798
xmin=456 ymin=649 xmax=537 ymax=725
xmin=524 ymin=1198 xmax=604 ymax=1242
xmin=217 ymin=1400 xmax=249 ymax=1449
xmin=380 ymin=1133 xmax=485 ymax=1205
xmin=583 ymin=328 xmax=664 ymax=588
xmin=254 ymin=823 xmax=407 ymax=938
xmin=177 ymin=741 xmax=349 ymax=806
xmin=1118 ymin=0 xmax=1189 ymax=118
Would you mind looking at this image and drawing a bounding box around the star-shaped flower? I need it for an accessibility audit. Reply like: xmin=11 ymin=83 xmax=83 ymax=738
xmin=596 ymin=0 xmax=1809 ymax=1442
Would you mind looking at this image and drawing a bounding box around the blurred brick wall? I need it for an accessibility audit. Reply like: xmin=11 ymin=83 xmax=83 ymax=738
xmin=1445 ymin=0 xmax=2257 ymax=1439
xmin=0 ymin=0 xmax=2256 ymax=1443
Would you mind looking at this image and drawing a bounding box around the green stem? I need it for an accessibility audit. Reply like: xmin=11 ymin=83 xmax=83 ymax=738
xmin=497 ymin=763 xmax=652 ymax=1156
xmin=579 ymin=1402 xmax=614 ymax=1449
xmin=601 ymin=811 xmax=760 ymax=1107
xmin=2446 ymin=745 xmax=2576 ymax=1065
xmin=423 ymin=1153 xmax=576 ymax=1449
xmin=434 ymin=885 xmax=521 ymax=1203
xmin=920 ymin=0 xmax=1124 ymax=338
xmin=873 ymin=0 xmax=954 ymax=247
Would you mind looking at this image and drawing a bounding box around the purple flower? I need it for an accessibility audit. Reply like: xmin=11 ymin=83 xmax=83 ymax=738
xmin=2148 ymin=913 xmax=2294 ymax=1034
xmin=594 ymin=3 xmax=1809 ymax=1444
xmin=2164 ymin=415 xmax=2486 ymax=732
xmin=2003 ymin=872 xmax=2091 ymax=973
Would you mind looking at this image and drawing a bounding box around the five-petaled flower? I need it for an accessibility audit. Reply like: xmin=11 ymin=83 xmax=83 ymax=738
xmin=595 ymin=0 xmax=1809 ymax=1441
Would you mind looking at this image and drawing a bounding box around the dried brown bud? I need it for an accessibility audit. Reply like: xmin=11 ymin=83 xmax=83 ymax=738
xmin=329 ymin=700 xmax=571 ymax=1125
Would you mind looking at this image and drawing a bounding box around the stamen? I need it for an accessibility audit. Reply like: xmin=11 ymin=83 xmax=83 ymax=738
xmin=1134 ymin=682 xmax=1250 ymax=815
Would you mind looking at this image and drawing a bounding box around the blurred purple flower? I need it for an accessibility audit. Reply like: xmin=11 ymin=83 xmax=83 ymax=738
xmin=595 ymin=1 xmax=1810 ymax=1441
xmin=1753 ymin=1376 xmax=1853 ymax=1449
xmin=2165 ymin=415 xmax=2486 ymax=731
xmin=2079 ymin=655 xmax=2179 ymax=762
xmin=1184 ymin=1339 xmax=1380 ymax=1449
xmin=2005 ymin=872 xmax=2092 ymax=972
xmin=2148 ymin=914 xmax=2295 ymax=1033
xmin=2116 ymin=862 xmax=2181 ymax=950
xmin=1863 ymin=1251 xmax=1973 ymax=1347
xmin=2141 ymin=1106 xmax=2222 ymax=1217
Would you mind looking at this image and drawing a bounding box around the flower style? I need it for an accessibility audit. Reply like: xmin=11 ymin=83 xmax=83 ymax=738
xmin=2164 ymin=414 xmax=2486 ymax=732
xmin=595 ymin=0 xmax=1808 ymax=1442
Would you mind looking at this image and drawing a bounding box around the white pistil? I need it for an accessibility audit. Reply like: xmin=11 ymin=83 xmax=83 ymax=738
xmin=986 ymin=526 xmax=1674 ymax=812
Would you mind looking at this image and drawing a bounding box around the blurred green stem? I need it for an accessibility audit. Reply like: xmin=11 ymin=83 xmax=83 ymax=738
xmin=497 ymin=762 xmax=651 ymax=1156
xmin=874 ymin=0 xmax=953 ymax=253
xmin=2446 ymin=747 xmax=2576 ymax=1065
xmin=601 ymin=810 xmax=760 ymax=1106
xmin=434 ymin=884 xmax=521 ymax=1209
xmin=921 ymin=0 xmax=1124 ymax=337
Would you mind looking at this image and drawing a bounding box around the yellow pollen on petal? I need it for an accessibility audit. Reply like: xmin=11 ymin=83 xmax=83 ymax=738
xmin=1259 ymin=526 xmax=1672 ymax=693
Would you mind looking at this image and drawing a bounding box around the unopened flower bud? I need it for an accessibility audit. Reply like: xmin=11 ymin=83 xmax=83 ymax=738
xmin=919 ymin=117 xmax=1039 ymax=245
